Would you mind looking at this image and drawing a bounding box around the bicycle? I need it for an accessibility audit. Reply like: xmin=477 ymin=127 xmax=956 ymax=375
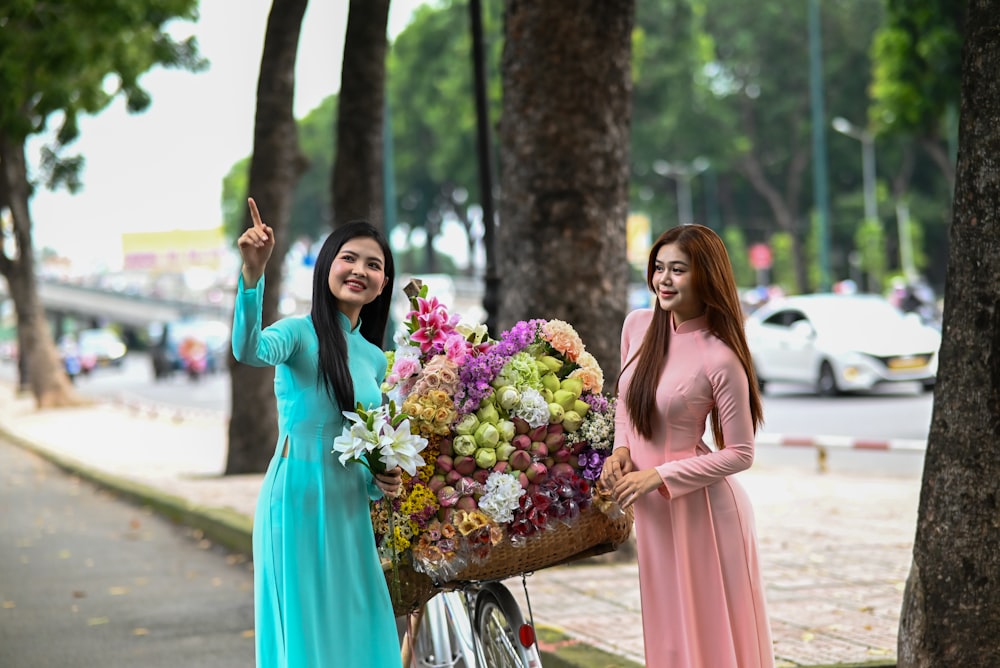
xmin=400 ymin=576 xmax=542 ymax=668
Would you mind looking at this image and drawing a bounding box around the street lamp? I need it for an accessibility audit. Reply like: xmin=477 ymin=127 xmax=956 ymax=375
xmin=653 ymin=157 xmax=710 ymax=226
xmin=831 ymin=116 xmax=877 ymax=223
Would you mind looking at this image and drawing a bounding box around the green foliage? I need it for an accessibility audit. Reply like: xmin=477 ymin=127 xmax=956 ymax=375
xmin=721 ymin=226 xmax=753 ymax=287
xmin=869 ymin=0 xmax=965 ymax=137
xmin=769 ymin=232 xmax=797 ymax=294
xmin=855 ymin=218 xmax=887 ymax=293
xmin=0 ymin=0 xmax=204 ymax=189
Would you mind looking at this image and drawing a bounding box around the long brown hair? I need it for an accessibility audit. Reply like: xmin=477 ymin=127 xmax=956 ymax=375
xmin=622 ymin=224 xmax=763 ymax=446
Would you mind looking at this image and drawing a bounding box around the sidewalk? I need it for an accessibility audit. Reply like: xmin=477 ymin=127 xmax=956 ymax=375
xmin=0 ymin=385 xmax=918 ymax=667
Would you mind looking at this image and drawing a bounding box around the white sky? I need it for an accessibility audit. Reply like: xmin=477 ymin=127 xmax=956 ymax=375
xmin=27 ymin=0 xmax=427 ymax=273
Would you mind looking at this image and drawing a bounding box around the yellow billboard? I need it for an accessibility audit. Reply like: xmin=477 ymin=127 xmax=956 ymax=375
xmin=121 ymin=228 xmax=226 ymax=272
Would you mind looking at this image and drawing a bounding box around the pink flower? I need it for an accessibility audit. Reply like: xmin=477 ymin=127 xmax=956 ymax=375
xmin=444 ymin=333 xmax=469 ymax=365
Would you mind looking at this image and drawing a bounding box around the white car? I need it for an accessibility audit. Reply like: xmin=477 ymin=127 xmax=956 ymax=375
xmin=745 ymin=293 xmax=940 ymax=396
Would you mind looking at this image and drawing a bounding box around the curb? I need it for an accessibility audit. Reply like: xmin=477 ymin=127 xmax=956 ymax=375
xmin=0 ymin=422 xmax=253 ymax=556
xmin=757 ymin=433 xmax=925 ymax=452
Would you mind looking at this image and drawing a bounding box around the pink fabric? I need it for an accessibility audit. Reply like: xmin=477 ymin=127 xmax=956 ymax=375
xmin=615 ymin=309 xmax=774 ymax=668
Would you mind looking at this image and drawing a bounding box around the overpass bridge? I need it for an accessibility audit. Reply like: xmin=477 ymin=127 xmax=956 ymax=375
xmin=0 ymin=278 xmax=232 ymax=343
xmin=0 ymin=274 xmax=486 ymax=344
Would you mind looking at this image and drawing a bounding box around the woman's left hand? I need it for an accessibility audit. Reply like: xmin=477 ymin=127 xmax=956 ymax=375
xmin=612 ymin=469 xmax=665 ymax=509
xmin=374 ymin=466 xmax=403 ymax=497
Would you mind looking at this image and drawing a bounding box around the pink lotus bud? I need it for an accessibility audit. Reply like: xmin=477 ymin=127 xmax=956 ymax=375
xmin=547 ymin=423 xmax=564 ymax=435
xmin=446 ymin=469 xmax=463 ymax=485
xmin=438 ymin=507 xmax=455 ymax=523
xmin=553 ymin=447 xmax=572 ymax=463
xmin=512 ymin=434 xmax=532 ymax=451
xmin=473 ymin=468 xmax=491 ymax=485
xmin=453 ymin=455 xmax=478 ymax=476
xmin=509 ymin=449 xmax=533 ymax=471
xmin=545 ymin=432 xmax=566 ymax=450
xmin=492 ymin=461 xmax=510 ymax=475
xmin=543 ymin=456 xmax=555 ymax=469
xmin=529 ymin=441 xmax=548 ymax=458
xmin=438 ymin=437 xmax=454 ymax=456
xmin=436 ymin=454 xmax=454 ymax=473
xmin=550 ymin=462 xmax=576 ymax=479
xmin=512 ymin=416 xmax=531 ymax=435
xmin=528 ymin=425 xmax=548 ymax=442
xmin=526 ymin=461 xmax=548 ymax=484
xmin=456 ymin=495 xmax=479 ymax=512
xmin=428 ymin=474 xmax=447 ymax=493
xmin=518 ymin=472 xmax=530 ymax=489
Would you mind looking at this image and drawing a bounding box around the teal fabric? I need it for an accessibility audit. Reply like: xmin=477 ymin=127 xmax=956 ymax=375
xmin=232 ymin=275 xmax=400 ymax=668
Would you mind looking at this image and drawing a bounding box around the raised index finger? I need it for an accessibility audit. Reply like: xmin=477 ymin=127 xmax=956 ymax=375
xmin=247 ymin=197 xmax=264 ymax=229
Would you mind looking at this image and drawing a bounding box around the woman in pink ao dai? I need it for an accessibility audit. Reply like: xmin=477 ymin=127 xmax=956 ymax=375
xmin=601 ymin=224 xmax=774 ymax=668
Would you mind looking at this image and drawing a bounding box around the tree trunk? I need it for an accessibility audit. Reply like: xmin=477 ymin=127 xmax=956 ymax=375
xmin=898 ymin=4 xmax=1000 ymax=665
xmin=226 ymin=0 xmax=309 ymax=475
xmin=331 ymin=0 xmax=389 ymax=230
xmin=0 ymin=132 xmax=81 ymax=408
xmin=497 ymin=0 xmax=634 ymax=390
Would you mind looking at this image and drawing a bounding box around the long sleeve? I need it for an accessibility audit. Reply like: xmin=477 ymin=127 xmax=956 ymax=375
xmin=654 ymin=343 xmax=755 ymax=499
xmin=231 ymin=274 xmax=303 ymax=367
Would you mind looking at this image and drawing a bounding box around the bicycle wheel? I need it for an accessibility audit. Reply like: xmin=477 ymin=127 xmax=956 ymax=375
xmin=406 ymin=590 xmax=478 ymax=667
xmin=473 ymin=583 xmax=541 ymax=668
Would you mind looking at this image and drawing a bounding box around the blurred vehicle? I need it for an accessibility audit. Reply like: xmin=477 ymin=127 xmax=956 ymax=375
xmin=58 ymin=335 xmax=98 ymax=379
xmin=178 ymin=336 xmax=209 ymax=381
xmin=76 ymin=328 xmax=127 ymax=369
xmin=745 ymin=293 xmax=940 ymax=396
xmin=150 ymin=319 xmax=229 ymax=380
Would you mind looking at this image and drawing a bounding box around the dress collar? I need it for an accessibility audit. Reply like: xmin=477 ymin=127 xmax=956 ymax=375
xmin=336 ymin=311 xmax=363 ymax=335
xmin=672 ymin=313 xmax=709 ymax=335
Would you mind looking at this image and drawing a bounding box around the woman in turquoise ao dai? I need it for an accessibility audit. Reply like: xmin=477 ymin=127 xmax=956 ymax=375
xmin=233 ymin=198 xmax=403 ymax=668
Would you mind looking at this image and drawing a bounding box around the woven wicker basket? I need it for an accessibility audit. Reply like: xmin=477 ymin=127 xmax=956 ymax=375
xmin=385 ymin=504 xmax=633 ymax=616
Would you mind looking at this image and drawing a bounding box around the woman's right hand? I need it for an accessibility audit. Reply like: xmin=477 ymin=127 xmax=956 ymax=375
xmin=599 ymin=448 xmax=635 ymax=495
xmin=237 ymin=197 xmax=275 ymax=286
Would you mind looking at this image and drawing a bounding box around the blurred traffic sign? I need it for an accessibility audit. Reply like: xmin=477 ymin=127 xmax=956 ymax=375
xmin=749 ymin=243 xmax=772 ymax=270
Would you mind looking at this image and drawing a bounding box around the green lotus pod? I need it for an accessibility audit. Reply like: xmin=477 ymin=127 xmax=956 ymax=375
xmin=573 ymin=399 xmax=591 ymax=417
xmin=495 ymin=385 xmax=520 ymax=411
xmin=559 ymin=377 xmax=583 ymax=398
xmin=541 ymin=389 xmax=554 ymax=404
xmin=562 ymin=410 xmax=584 ymax=432
xmin=498 ymin=419 xmax=515 ymax=442
xmin=548 ymin=402 xmax=565 ymax=424
xmin=540 ymin=372 xmax=560 ymax=394
xmin=474 ymin=422 xmax=501 ymax=448
xmin=534 ymin=360 xmax=550 ymax=376
xmin=553 ymin=389 xmax=578 ymax=411
xmin=476 ymin=402 xmax=500 ymax=425
xmin=495 ymin=443 xmax=516 ymax=461
xmin=475 ymin=447 xmax=498 ymax=469
xmin=455 ymin=413 xmax=480 ymax=436
xmin=453 ymin=434 xmax=478 ymax=456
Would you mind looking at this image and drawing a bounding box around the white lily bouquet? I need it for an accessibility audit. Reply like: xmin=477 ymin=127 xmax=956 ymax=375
xmin=333 ymin=401 xmax=429 ymax=601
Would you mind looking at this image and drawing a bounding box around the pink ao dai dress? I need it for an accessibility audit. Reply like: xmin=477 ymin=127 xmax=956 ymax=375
xmin=615 ymin=309 xmax=774 ymax=667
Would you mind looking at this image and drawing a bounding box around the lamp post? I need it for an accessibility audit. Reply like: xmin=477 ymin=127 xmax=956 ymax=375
xmin=653 ymin=157 xmax=710 ymax=226
xmin=831 ymin=116 xmax=877 ymax=223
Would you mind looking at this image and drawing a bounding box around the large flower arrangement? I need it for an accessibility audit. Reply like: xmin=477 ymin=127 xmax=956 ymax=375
xmin=375 ymin=280 xmax=619 ymax=582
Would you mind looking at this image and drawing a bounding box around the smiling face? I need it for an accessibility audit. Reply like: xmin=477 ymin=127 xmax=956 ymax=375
xmin=652 ymin=243 xmax=705 ymax=326
xmin=328 ymin=236 xmax=388 ymax=325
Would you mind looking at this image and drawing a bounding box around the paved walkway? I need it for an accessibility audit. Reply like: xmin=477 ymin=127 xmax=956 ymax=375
xmin=0 ymin=384 xmax=920 ymax=667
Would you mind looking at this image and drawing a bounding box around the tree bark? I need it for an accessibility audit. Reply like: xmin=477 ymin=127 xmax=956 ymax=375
xmin=898 ymin=3 xmax=1000 ymax=664
xmin=497 ymin=0 xmax=634 ymax=391
xmin=226 ymin=0 xmax=309 ymax=475
xmin=331 ymin=0 xmax=389 ymax=230
xmin=0 ymin=132 xmax=81 ymax=408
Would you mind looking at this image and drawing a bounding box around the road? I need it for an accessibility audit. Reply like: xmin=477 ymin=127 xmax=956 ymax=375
xmin=0 ymin=439 xmax=256 ymax=668
xmin=12 ymin=352 xmax=929 ymax=442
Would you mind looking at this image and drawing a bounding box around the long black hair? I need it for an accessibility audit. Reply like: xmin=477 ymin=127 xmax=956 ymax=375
xmin=310 ymin=221 xmax=395 ymax=410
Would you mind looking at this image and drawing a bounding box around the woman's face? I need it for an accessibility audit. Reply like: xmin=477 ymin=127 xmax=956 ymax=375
xmin=327 ymin=236 xmax=388 ymax=320
xmin=652 ymin=243 xmax=705 ymax=326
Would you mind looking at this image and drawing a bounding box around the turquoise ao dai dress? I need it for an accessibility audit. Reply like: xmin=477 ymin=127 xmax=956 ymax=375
xmin=232 ymin=276 xmax=400 ymax=668
xmin=615 ymin=309 xmax=774 ymax=667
